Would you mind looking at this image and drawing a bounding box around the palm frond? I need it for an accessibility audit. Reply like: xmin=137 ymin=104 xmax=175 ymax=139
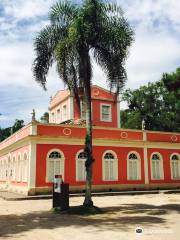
xmin=32 ymin=25 xmax=64 ymax=89
xmin=50 ymin=0 xmax=78 ymax=26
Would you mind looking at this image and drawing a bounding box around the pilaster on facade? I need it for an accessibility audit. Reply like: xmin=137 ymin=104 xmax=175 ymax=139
xmin=69 ymin=95 xmax=74 ymax=119
xmin=116 ymin=94 xmax=120 ymax=128
xmin=28 ymin=141 xmax=37 ymax=191
xmin=143 ymin=131 xmax=149 ymax=184
xmin=143 ymin=144 xmax=149 ymax=184
xmin=30 ymin=122 xmax=38 ymax=136
xmin=143 ymin=131 xmax=147 ymax=141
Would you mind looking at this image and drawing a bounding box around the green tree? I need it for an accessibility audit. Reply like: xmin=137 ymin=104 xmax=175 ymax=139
xmin=121 ymin=80 xmax=180 ymax=132
xmin=162 ymin=67 xmax=180 ymax=109
xmin=12 ymin=119 xmax=25 ymax=133
xmin=33 ymin=0 xmax=134 ymax=207
xmin=0 ymin=119 xmax=25 ymax=142
xmin=40 ymin=112 xmax=49 ymax=123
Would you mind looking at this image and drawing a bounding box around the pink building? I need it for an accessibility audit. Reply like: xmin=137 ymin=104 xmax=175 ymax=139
xmin=0 ymin=85 xmax=179 ymax=195
xmin=49 ymin=85 xmax=120 ymax=128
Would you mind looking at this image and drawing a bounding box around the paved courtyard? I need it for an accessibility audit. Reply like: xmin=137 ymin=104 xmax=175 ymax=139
xmin=0 ymin=193 xmax=180 ymax=240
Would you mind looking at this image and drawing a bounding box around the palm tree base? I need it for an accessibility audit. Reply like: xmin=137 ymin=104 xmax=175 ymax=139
xmin=83 ymin=199 xmax=94 ymax=208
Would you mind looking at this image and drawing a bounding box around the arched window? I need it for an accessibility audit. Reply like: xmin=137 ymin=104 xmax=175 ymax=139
xmin=127 ymin=152 xmax=141 ymax=180
xmin=8 ymin=155 xmax=11 ymax=180
xmin=4 ymin=159 xmax=7 ymax=180
xmin=76 ymin=151 xmax=87 ymax=181
xmin=151 ymin=153 xmax=164 ymax=180
xmin=103 ymin=151 xmax=118 ymax=181
xmin=12 ymin=156 xmax=16 ymax=181
xmin=46 ymin=150 xmax=64 ymax=182
xmin=17 ymin=154 xmax=21 ymax=182
xmin=0 ymin=161 xmax=2 ymax=180
xmin=22 ymin=152 xmax=28 ymax=182
xmin=171 ymin=154 xmax=180 ymax=179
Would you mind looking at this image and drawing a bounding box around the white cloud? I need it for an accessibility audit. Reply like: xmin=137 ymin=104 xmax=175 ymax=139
xmin=126 ymin=29 xmax=180 ymax=88
xmin=1 ymin=0 xmax=55 ymax=20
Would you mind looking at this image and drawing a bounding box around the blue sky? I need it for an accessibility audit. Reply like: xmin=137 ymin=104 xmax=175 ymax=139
xmin=0 ymin=0 xmax=180 ymax=128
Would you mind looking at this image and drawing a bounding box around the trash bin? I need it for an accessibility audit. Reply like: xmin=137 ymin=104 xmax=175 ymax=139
xmin=53 ymin=175 xmax=69 ymax=211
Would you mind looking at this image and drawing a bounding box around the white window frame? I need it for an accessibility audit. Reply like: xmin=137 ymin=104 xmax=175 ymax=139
xmin=57 ymin=109 xmax=61 ymax=123
xmin=150 ymin=152 xmax=164 ymax=180
xmin=17 ymin=153 xmax=21 ymax=182
xmin=102 ymin=150 xmax=118 ymax=181
xmin=22 ymin=151 xmax=28 ymax=182
xmin=46 ymin=149 xmax=65 ymax=183
xmin=80 ymin=100 xmax=86 ymax=120
xmin=12 ymin=155 xmax=16 ymax=181
xmin=7 ymin=154 xmax=12 ymax=180
xmin=100 ymin=103 xmax=112 ymax=122
xmin=62 ymin=105 xmax=67 ymax=121
xmin=80 ymin=101 xmax=93 ymax=120
xmin=0 ymin=160 xmax=2 ymax=180
xmin=76 ymin=149 xmax=86 ymax=181
xmin=51 ymin=112 xmax=55 ymax=123
xmin=127 ymin=151 xmax=141 ymax=180
xmin=170 ymin=153 xmax=180 ymax=180
xmin=4 ymin=158 xmax=7 ymax=180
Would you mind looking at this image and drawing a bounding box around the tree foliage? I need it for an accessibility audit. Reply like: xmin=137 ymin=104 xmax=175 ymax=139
xmin=162 ymin=67 xmax=180 ymax=109
xmin=40 ymin=112 xmax=49 ymax=123
xmin=121 ymin=80 xmax=180 ymax=132
xmin=0 ymin=119 xmax=25 ymax=142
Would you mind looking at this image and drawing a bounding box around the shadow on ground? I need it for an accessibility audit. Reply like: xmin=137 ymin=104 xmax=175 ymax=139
xmin=0 ymin=203 xmax=179 ymax=237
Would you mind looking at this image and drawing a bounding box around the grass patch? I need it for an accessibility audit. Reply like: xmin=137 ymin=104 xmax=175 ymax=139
xmin=53 ymin=205 xmax=104 ymax=215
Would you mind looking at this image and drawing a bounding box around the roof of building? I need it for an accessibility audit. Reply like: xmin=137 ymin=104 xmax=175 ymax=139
xmin=49 ymin=85 xmax=116 ymax=109
xmin=49 ymin=89 xmax=70 ymax=109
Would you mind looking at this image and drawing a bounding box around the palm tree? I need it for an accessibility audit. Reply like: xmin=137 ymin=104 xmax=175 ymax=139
xmin=33 ymin=0 xmax=134 ymax=207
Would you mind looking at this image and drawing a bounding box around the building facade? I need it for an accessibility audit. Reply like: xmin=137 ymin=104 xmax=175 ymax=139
xmin=0 ymin=86 xmax=180 ymax=195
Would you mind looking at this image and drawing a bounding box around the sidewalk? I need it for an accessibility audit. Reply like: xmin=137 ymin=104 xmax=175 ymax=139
xmin=0 ymin=189 xmax=180 ymax=201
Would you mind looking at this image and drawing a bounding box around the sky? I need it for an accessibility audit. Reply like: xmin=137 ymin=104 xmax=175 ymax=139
xmin=0 ymin=0 xmax=180 ymax=128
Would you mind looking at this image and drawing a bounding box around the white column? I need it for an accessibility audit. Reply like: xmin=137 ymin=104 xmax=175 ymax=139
xmin=117 ymin=95 xmax=120 ymax=128
xmin=69 ymin=95 xmax=74 ymax=119
xmin=30 ymin=123 xmax=37 ymax=135
xmin=28 ymin=141 xmax=37 ymax=190
xmin=143 ymin=131 xmax=149 ymax=184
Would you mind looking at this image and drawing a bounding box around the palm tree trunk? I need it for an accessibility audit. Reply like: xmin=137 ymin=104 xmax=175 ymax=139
xmin=83 ymin=91 xmax=94 ymax=207
xmin=78 ymin=48 xmax=94 ymax=207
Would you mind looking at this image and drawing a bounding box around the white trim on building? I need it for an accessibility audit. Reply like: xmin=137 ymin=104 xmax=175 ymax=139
xmin=102 ymin=150 xmax=118 ymax=181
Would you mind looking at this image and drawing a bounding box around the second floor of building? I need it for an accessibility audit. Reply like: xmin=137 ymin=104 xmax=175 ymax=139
xmin=48 ymin=85 xmax=120 ymax=128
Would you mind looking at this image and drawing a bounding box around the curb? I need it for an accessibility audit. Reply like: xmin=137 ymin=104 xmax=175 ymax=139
xmin=1 ymin=189 xmax=180 ymax=201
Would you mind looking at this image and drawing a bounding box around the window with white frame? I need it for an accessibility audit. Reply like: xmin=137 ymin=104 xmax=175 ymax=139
xmin=76 ymin=151 xmax=86 ymax=181
xmin=15 ymin=158 xmax=18 ymax=181
xmin=51 ymin=112 xmax=55 ymax=123
xmin=171 ymin=154 xmax=180 ymax=179
xmin=101 ymin=104 xmax=112 ymax=122
xmin=103 ymin=151 xmax=118 ymax=181
xmin=57 ymin=109 xmax=61 ymax=123
xmin=12 ymin=156 xmax=16 ymax=181
xmin=46 ymin=150 xmax=64 ymax=182
xmin=127 ymin=153 xmax=141 ymax=180
xmin=1 ymin=160 xmax=4 ymax=180
xmin=4 ymin=159 xmax=7 ymax=180
xmin=0 ymin=161 xmax=2 ymax=180
xmin=151 ymin=153 xmax=164 ymax=180
xmin=23 ymin=152 xmax=28 ymax=182
xmin=17 ymin=154 xmax=21 ymax=182
xmin=7 ymin=156 xmax=11 ymax=180
xmin=21 ymin=152 xmax=28 ymax=182
xmin=62 ymin=105 xmax=67 ymax=121
xmin=80 ymin=101 xmax=86 ymax=120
